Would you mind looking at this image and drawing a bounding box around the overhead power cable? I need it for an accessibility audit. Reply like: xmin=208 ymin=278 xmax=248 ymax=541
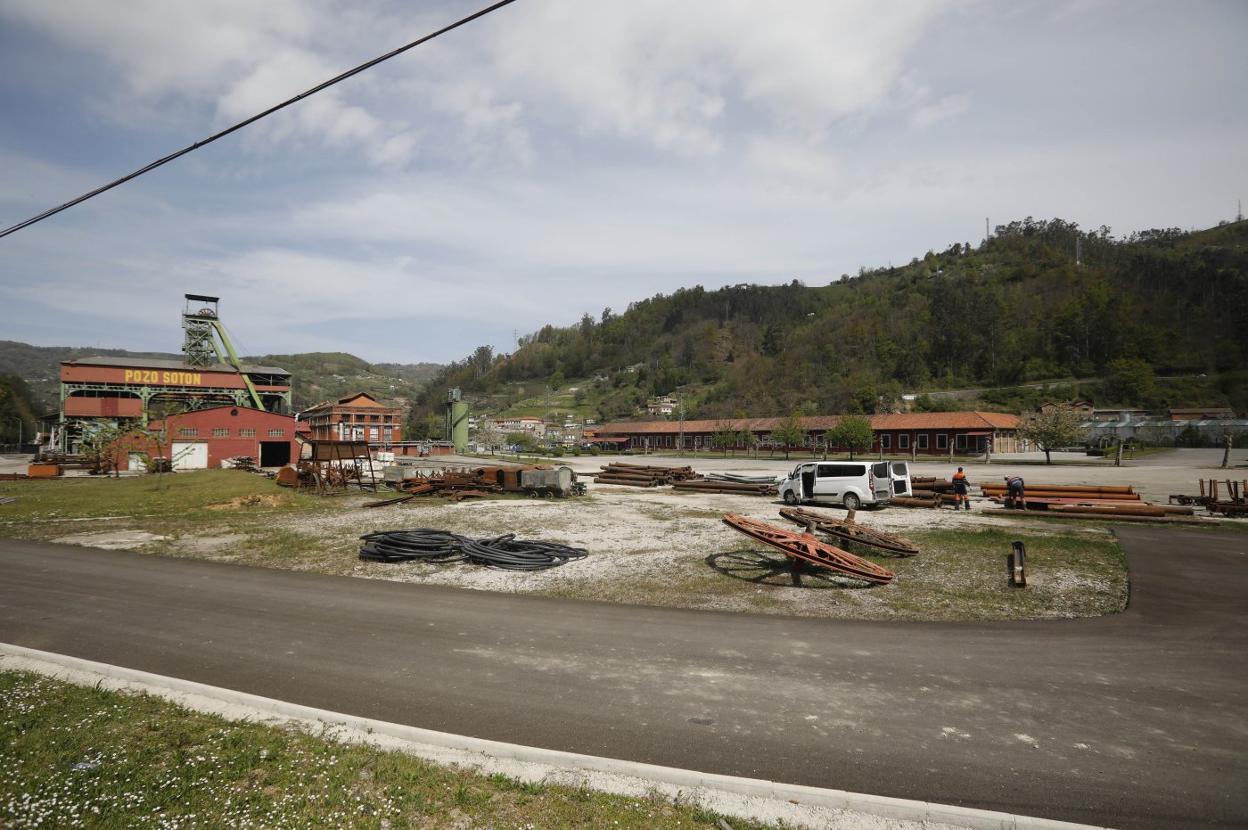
xmin=0 ymin=0 xmax=518 ymax=241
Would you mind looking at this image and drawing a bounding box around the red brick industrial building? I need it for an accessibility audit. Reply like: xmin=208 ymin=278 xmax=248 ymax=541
xmin=55 ymin=355 xmax=292 ymax=454
xmin=114 ymin=406 xmax=306 ymax=471
xmin=298 ymin=392 xmax=403 ymax=444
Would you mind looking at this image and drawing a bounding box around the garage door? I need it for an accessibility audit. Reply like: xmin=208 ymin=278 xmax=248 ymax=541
xmin=172 ymin=442 xmax=208 ymax=471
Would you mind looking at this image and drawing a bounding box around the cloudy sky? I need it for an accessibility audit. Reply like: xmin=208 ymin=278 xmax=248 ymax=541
xmin=0 ymin=0 xmax=1244 ymax=363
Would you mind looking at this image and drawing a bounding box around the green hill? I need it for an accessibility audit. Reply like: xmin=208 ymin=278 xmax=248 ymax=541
xmin=410 ymin=217 xmax=1248 ymax=426
xmin=0 ymin=342 xmax=442 ymax=413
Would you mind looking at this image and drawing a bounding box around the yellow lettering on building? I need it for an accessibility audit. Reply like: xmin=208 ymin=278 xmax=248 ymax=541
xmin=124 ymin=369 xmax=202 ymax=385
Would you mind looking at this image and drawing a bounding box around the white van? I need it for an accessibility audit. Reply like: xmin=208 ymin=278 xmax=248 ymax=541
xmin=778 ymin=460 xmax=898 ymax=510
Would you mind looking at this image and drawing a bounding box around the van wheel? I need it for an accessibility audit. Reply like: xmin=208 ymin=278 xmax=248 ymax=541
xmin=783 ymin=491 xmax=798 ymax=505
xmin=843 ymin=493 xmax=861 ymax=511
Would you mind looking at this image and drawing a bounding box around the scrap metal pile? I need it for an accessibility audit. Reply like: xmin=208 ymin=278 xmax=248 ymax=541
xmin=778 ymin=506 xmax=919 ymax=556
xmin=673 ymin=473 xmax=779 ymax=496
xmin=981 ymin=482 xmax=1200 ymax=523
xmin=1171 ymin=479 xmax=1248 ymax=518
xmin=275 ymin=461 xmax=365 ymax=492
xmin=396 ymin=469 xmax=499 ymax=500
xmin=592 ymin=463 xmax=778 ymax=496
xmin=722 ymin=513 xmax=895 ymax=584
xmin=359 ymin=528 xmax=588 ymax=570
xmin=593 ymin=462 xmax=702 ymax=487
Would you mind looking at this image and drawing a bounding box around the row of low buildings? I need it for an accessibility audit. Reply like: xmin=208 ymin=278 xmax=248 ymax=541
xmin=589 ymin=411 xmax=1022 ymax=455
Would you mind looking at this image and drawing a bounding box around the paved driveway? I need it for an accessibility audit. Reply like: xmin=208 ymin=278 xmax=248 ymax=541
xmin=1 ymin=528 xmax=1244 ymax=828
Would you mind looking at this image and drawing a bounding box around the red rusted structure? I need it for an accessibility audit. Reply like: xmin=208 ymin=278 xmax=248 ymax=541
xmin=722 ymin=513 xmax=895 ymax=584
xmin=778 ymin=506 xmax=919 ymax=556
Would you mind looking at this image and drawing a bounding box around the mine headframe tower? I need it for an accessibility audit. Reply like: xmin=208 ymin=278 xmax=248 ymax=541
xmin=182 ymin=294 xmax=264 ymax=410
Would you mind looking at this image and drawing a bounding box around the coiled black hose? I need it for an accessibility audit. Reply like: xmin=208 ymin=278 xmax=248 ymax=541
xmin=359 ymin=529 xmax=465 ymax=564
xmin=359 ymin=529 xmax=588 ymax=571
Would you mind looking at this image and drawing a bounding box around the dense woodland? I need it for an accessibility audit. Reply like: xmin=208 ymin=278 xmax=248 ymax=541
xmin=409 ymin=218 xmax=1248 ymax=427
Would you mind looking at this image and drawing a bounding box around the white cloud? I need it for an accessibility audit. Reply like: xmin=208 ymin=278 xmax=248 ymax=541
xmin=910 ymin=93 xmax=970 ymax=129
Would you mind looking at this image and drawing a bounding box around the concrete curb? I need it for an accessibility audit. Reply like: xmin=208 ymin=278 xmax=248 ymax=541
xmin=0 ymin=643 xmax=1109 ymax=830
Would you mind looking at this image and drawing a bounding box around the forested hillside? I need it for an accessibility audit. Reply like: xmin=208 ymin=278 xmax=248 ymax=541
xmin=0 ymin=342 xmax=441 ymax=412
xmin=0 ymin=374 xmax=38 ymax=444
xmin=409 ymin=218 xmax=1248 ymax=425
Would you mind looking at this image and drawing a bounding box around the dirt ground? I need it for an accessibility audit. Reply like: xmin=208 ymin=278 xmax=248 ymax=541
xmin=10 ymin=448 xmax=1239 ymax=621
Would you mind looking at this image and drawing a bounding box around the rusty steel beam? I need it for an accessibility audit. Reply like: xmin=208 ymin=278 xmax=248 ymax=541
xmin=778 ymin=506 xmax=919 ymax=556
xmin=721 ymin=513 xmax=895 ymax=584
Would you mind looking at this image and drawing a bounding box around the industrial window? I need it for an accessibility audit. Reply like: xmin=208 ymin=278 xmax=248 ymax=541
xmin=178 ymin=428 xmax=197 ymax=438
xmin=880 ymin=434 xmax=890 ymax=449
xmin=917 ymin=434 xmax=929 ymax=449
xmin=268 ymin=428 xmax=285 ymax=438
xmin=212 ymin=428 xmax=229 ymax=438
xmin=936 ymin=434 xmax=948 ymax=449
xmin=370 ymin=428 xmax=379 ymax=441
xmin=239 ymin=428 xmax=256 ymax=438
xmin=898 ymin=434 xmax=909 ymax=450
xmin=956 ymin=434 xmax=968 ymax=449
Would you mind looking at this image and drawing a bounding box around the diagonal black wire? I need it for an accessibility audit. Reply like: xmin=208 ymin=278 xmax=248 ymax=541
xmin=0 ymin=0 xmax=518 ymax=240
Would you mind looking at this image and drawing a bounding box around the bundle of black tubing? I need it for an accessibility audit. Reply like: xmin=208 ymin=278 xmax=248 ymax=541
xmin=359 ymin=529 xmax=588 ymax=571
xmin=359 ymin=529 xmax=464 ymax=564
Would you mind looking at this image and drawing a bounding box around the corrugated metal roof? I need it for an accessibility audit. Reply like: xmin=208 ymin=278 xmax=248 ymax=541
xmin=64 ymin=355 xmax=290 ymax=375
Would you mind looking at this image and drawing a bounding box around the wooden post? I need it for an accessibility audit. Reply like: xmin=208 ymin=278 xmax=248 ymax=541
xmin=1115 ymin=441 xmax=1124 ymax=467
xmin=845 ymin=508 xmax=856 ymax=525
xmin=1223 ymin=434 xmax=1232 ymax=469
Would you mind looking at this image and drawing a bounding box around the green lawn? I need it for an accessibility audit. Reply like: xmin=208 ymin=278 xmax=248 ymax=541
xmin=542 ymin=525 xmax=1128 ymax=621
xmin=0 ymin=670 xmax=765 ymax=830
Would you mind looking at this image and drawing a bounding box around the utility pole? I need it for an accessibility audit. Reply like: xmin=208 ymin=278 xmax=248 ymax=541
xmin=1075 ymin=236 xmax=1082 ymax=266
xmin=985 ymin=217 xmax=990 ymax=243
xmin=678 ymin=400 xmax=685 ymax=454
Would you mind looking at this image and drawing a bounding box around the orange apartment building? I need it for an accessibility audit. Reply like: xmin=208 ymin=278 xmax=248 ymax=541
xmin=298 ymin=392 xmax=403 ymax=444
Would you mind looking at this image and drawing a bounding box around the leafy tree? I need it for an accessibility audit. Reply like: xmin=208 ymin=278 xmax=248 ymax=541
xmin=1018 ymin=405 xmax=1084 ymax=464
xmin=505 ymin=431 xmax=538 ymax=452
xmin=769 ymin=413 xmax=806 ymax=460
xmin=826 ymin=415 xmax=874 ymax=459
xmin=1101 ymin=358 xmax=1156 ymax=405
xmin=711 ymin=421 xmax=738 ymax=456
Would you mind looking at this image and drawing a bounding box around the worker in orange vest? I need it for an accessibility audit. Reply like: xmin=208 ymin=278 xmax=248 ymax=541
xmin=952 ymin=466 xmax=970 ymax=510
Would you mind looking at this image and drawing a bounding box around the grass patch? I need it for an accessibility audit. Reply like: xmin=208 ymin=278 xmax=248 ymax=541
xmin=0 ymin=670 xmax=766 ymax=830
xmin=0 ymin=469 xmax=322 ymax=524
xmin=544 ymin=527 xmax=1128 ymax=621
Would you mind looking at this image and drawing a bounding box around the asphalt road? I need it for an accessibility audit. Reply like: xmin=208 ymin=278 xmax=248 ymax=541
xmin=1 ymin=528 xmax=1245 ymax=829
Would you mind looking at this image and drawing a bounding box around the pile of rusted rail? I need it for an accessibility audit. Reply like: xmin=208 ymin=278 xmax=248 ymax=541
xmin=980 ymin=481 xmax=1201 ymax=523
xmin=899 ymin=476 xmax=958 ymax=508
xmin=722 ymin=513 xmax=894 ymax=584
xmin=672 ymin=475 xmax=778 ymax=496
xmin=593 ymin=462 xmax=701 ymax=487
xmin=398 ymin=469 xmax=500 ymax=498
xmin=778 ymin=506 xmax=919 ymax=556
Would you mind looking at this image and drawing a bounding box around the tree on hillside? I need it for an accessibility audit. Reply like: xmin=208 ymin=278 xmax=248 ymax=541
xmin=1101 ymin=358 xmax=1156 ymax=406
xmin=1018 ymin=406 xmax=1084 ymax=464
xmin=826 ymin=415 xmax=874 ymax=460
xmin=769 ymin=413 xmax=806 ymax=460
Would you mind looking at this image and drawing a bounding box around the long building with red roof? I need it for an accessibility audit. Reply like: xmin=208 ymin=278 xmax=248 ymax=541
xmin=594 ymin=411 xmax=1021 ymax=455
